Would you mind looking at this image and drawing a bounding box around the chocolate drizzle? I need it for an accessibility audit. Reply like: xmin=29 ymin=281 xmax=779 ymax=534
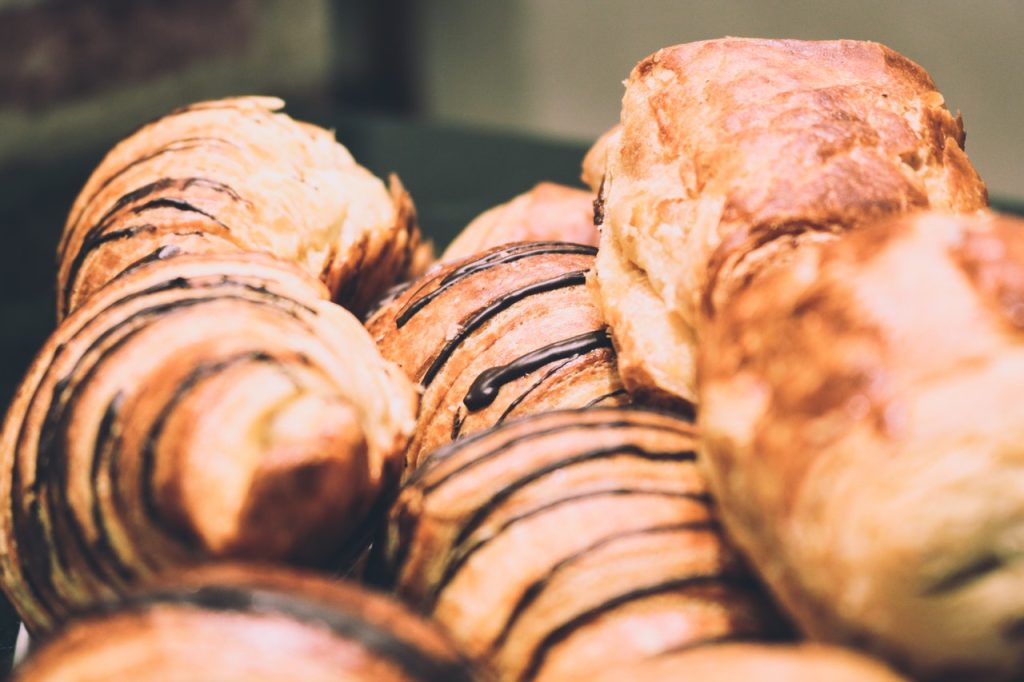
xmin=463 ymin=330 xmax=613 ymax=411
xmin=419 ymin=269 xmax=589 ymax=387
xmin=395 ymin=242 xmax=596 ymax=328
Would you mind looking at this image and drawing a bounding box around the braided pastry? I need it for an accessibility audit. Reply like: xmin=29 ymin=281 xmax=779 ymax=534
xmin=11 ymin=564 xmax=476 ymax=682
xmin=367 ymin=242 xmax=630 ymax=469
xmin=57 ymin=96 xmax=428 ymax=319
xmin=380 ymin=407 xmax=787 ymax=681
xmin=592 ymin=38 xmax=988 ymax=405
xmin=441 ymin=183 xmax=598 ymax=262
xmin=582 ymin=643 xmax=908 ymax=681
xmin=0 ymin=253 xmax=416 ymax=634
xmin=700 ymin=211 xmax=1024 ymax=680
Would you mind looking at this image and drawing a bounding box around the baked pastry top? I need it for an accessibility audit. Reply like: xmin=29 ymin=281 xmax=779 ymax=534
xmin=382 ymin=407 xmax=786 ymax=681
xmin=367 ymin=241 xmax=628 ymax=469
xmin=57 ymin=96 xmax=428 ymax=318
xmin=0 ymin=253 xmax=416 ymax=633
xmin=592 ymin=38 xmax=988 ymax=405
xmin=699 ymin=210 xmax=1024 ymax=681
xmin=12 ymin=564 xmax=475 ymax=682
xmin=442 ymin=182 xmax=598 ymax=262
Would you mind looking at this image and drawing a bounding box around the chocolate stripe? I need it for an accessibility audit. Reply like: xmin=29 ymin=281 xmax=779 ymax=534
xmin=76 ymin=585 xmax=475 ymax=682
xmin=420 ymin=270 xmax=588 ymax=387
xmin=494 ymin=357 xmax=574 ymax=426
xmin=395 ymin=242 xmax=596 ymax=328
xmin=463 ymin=330 xmax=613 ymax=411
xmin=519 ymin=573 xmax=755 ymax=681
xmin=488 ymin=521 xmax=717 ymax=656
xmin=428 ymin=489 xmax=711 ymax=608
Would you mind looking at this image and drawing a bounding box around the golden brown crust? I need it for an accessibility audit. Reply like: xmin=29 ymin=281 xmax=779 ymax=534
xmin=0 ymin=254 xmax=416 ymax=634
xmin=595 ymin=38 xmax=988 ymax=404
xmin=383 ymin=408 xmax=787 ymax=682
xmin=12 ymin=564 xmax=475 ymax=682
xmin=582 ymin=643 xmax=908 ymax=681
xmin=699 ymin=210 xmax=1024 ymax=681
xmin=367 ymin=242 xmax=629 ymax=470
xmin=442 ymin=183 xmax=598 ymax=262
xmin=581 ymin=125 xmax=621 ymax=192
xmin=57 ymin=96 xmax=429 ymax=319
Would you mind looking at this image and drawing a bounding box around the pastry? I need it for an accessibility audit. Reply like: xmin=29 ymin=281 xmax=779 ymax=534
xmin=380 ymin=407 xmax=787 ymax=681
xmin=0 ymin=253 xmax=416 ymax=633
xmin=580 ymin=125 xmax=620 ymax=193
xmin=441 ymin=183 xmax=598 ymax=262
xmin=699 ymin=211 xmax=1024 ymax=680
xmin=57 ymin=96 xmax=429 ymax=318
xmin=11 ymin=564 xmax=475 ymax=681
xmin=581 ymin=643 xmax=908 ymax=681
xmin=592 ymin=38 xmax=988 ymax=405
xmin=367 ymin=241 xmax=630 ymax=469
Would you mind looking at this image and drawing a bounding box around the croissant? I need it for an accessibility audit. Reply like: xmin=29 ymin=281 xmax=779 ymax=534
xmin=441 ymin=183 xmax=598 ymax=262
xmin=580 ymin=643 xmax=908 ymax=681
xmin=380 ymin=407 xmax=787 ymax=681
xmin=57 ymin=96 xmax=429 ymax=319
xmin=0 ymin=253 xmax=416 ymax=634
xmin=699 ymin=211 xmax=1024 ymax=680
xmin=591 ymin=38 xmax=988 ymax=405
xmin=11 ymin=564 xmax=476 ymax=681
xmin=367 ymin=242 xmax=629 ymax=469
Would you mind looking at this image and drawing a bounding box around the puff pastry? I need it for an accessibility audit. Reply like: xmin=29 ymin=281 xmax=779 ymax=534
xmin=441 ymin=183 xmax=598 ymax=262
xmin=380 ymin=407 xmax=787 ymax=681
xmin=367 ymin=241 xmax=629 ymax=469
xmin=0 ymin=253 xmax=416 ymax=633
xmin=700 ymin=211 xmax=1024 ymax=680
xmin=581 ymin=643 xmax=908 ymax=681
xmin=592 ymin=38 xmax=988 ymax=405
xmin=57 ymin=96 xmax=429 ymax=318
xmin=12 ymin=564 xmax=475 ymax=681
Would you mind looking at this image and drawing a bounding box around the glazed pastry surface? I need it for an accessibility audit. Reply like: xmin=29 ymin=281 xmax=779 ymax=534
xmin=57 ymin=96 xmax=429 ymax=318
xmin=367 ymin=242 xmax=629 ymax=469
xmin=700 ymin=211 xmax=1024 ymax=680
xmin=383 ymin=407 xmax=787 ymax=681
xmin=592 ymin=38 xmax=988 ymax=404
xmin=0 ymin=253 xmax=416 ymax=633
xmin=11 ymin=564 xmax=475 ymax=682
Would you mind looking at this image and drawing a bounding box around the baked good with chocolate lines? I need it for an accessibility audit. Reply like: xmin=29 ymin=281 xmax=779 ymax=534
xmin=366 ymin=241 xmax=631 ymax=470
xmin=378 ymin=407 xmax=787 ymax=682
xmin=10 ymin=564 xmax=476 ymax=682
xmin=58 ymin=96 xmax=430 ymax=319
xmin=0 ymin=253 xmax=416 ymax=634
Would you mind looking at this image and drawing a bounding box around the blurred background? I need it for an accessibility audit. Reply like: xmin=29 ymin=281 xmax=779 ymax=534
xmin=0 ymin=0 xmax=1021 ymax=410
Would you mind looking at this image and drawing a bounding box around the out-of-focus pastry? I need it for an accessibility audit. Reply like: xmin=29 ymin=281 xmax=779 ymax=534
xmin=11 ymin=564 xmax=476 ymax=682
xmin=441 ymin=183 xmax=598 ymax=262
xmin=581 ymin=643 xmax=908 ymax=681
xmin=367 ymin=242 xmax=630 ymax=469
xmin=700 ymin=211 xmax=1024 ymax=681
xmin=381 ymin=407 xmax=787 ymax=681
xmin=593 ymin=38 xmax=988 ymax=405
xmin=57 ymin=96 xmax=429 ymax=318
xmin=0 ymin=253 xmax=416 ymax=634
xmin=580 ymin=125 xmax=621 ymax=192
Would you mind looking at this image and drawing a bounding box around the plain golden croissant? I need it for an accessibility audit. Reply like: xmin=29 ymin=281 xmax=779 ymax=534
xmin=580 ymin=643 xmax=908 ymax=681
xmin=380 ymin=407 xmax=787 ymax=682
xmin=11 ymin=564 xmax=476 ymax=681
xmin=0 ymin=253 xmax=416 ymax=634
xmin=591 ymin=38 xmax=988 ymax=405
xmin=699 ymin=211 xmax=1024 ymax=680
xmin=366 ymin=242 xmax=630 ymax=469
xmin=441 ymin=182 xmax=598 ymax=262
xmin=57 ymin=96 xmax=429 ymax=319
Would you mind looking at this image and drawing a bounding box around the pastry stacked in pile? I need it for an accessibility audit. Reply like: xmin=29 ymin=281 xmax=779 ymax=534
xmin=0 ymin=37 xmax=1019 ymax=682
